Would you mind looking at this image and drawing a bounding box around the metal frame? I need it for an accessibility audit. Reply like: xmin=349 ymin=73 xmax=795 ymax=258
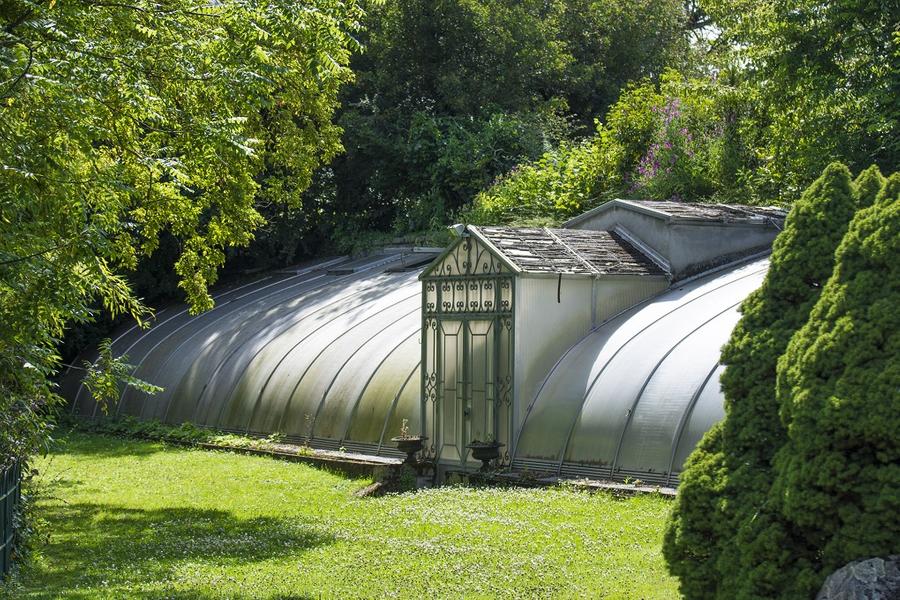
xmin=421 ymin=236 xmax=515 ymax=468
xmin=0 ymin=461 xmax=21 ymax=576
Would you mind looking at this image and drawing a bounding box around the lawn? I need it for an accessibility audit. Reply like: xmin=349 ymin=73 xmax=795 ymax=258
xmin=7 ymin=433 xmax=678 ymax=599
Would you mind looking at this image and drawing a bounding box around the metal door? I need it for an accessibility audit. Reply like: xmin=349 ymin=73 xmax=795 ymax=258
xmin=436 ymin=319 xmax=495 ymax=465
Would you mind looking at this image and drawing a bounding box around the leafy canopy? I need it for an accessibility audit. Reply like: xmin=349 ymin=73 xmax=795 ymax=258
xmin=700 ymin=0 xmax=898 ymax=200
xmin=0 ymin=0 xmax=365 ymax=462
xmin=324 ymin=0 xmax=690 ymax=235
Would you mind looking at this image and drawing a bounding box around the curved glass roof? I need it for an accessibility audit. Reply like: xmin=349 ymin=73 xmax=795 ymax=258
xmin=69 ymin=255 xmax=423 ymax=454
xmin=67 ymin=252 xmax=769 ymax=481
xmin=513 ymin=258 xmax=769 ymax=484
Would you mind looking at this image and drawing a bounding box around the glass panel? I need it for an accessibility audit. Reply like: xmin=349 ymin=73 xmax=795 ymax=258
xmin=514 ymin=259 xmax=768 ymax=466
xmin=190 ymin=270 xmax=412 ymax=429
xmin=345 ymin=344 xmax=419 ymax=444
xmin=466 ymin=320 xmax=495 ymax=444
xmin=439 ymin=320 xmax=463 ymax=462
xmin=672 ymin=365 xmax=727 ymax=472
xmin=313 ymin=316 xmax=419 ymax=441
xmin=616 ymin=309 xmax=741 ymax=475
xmin=276 ymin=280 xmax=421 ymax=438
xmin=565 ymin=265 xmax=765 ymax=467
xmin=137 ymin=272 xmax=334 ymax=425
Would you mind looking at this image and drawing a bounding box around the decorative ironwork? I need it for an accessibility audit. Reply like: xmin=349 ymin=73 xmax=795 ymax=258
xmin=425 ymin=276 xmax=512 ymax=316
xmin=427 ymin=237 xmax=508 ymax=278
xmin=421 ymin=234 xmax=516 ymax=471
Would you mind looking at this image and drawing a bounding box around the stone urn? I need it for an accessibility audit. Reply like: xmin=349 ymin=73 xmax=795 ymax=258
xmin=391 ymin=435 xmax=427 ymax=466
xmin=466 ymin=441 xmax=505 ymax=472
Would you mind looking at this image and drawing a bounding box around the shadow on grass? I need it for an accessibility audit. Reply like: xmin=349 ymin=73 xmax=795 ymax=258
xmin=45 ymin=431 xmax=170 ymax=460
xmin=24 ymin=502 xmax=334 ymax=599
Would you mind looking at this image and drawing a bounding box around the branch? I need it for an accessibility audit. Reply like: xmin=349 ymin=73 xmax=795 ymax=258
xmin=4 ymin=8 xmax=35 ymax=35
xmin=83 ymin=1 xmax=220 ymax=19
xmin=0 ymin=233 xmax=83 ymax=267
xmin=0 ymin=43 xmax=33 ymax=99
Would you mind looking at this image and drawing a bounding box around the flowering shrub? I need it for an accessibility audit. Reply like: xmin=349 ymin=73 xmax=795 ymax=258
xmin=632 ymin=97 xmax=718 ymax=200
xmin=463 ymin=72 xmax=757 ymax=227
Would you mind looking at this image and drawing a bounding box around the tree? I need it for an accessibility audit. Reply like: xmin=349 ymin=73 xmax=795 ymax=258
xmin=0 ymin=0 xmax=364 ymax=464
xmin=662 ymin=422 xmax=727 ymax=600
xmin=664 ymin=163 xmax=861 ymax=598
xmin=699 ymin=0 xmax=898 ymax=201
xmin=322 ymin=0 xmax=691 ymax=236
xmin=771 ymin=172 xmax=900 ymax=596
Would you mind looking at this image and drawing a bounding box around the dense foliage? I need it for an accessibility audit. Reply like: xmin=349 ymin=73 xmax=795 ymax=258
xmin=770 ymin=175 xmax=900 ymax=596
xmin=464 ymin=72 xmax=746 ymax=224
xmin=664 ymin=164 xmax=895 ymax=598
xmin=701 ymin=0 xmax=898 ymax=201
xmin=314 ymin=0 xmax=692 ymax=236
xmin=0 ymin=0 xmax=364 ymax=464
xmin=467 ymin=0 xmax=897 ymax=225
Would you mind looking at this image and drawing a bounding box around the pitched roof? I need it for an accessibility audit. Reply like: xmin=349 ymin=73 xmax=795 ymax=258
xmin=474 ymin=226 xmax=665 ymax=277
xmin=563 ymin=199 xmax=787 ymax=228
xmin=630 ymin=200 xmax=787 ymax=222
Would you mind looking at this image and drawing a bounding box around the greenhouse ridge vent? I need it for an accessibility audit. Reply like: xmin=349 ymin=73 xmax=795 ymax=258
xmin=66 ymin=199 xmax=786 ymax=485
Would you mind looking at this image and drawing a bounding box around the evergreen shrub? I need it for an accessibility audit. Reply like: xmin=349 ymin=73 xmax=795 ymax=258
xmin=664 ymin=162 xmax=867 ymax=598
xmin=770 ymin=173 xmax=899 ymax=596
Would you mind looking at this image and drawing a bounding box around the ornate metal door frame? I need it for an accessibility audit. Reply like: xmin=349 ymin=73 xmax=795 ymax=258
xmin=421 ymin=236 xmax=514 ymax=468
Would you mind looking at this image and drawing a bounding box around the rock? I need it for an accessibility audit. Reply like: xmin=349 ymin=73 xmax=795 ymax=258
xmin=816 ymin=556 xmax=900 ymax=600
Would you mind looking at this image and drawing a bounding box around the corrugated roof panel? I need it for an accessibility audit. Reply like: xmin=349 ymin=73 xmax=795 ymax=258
xmin=514 ymin=259 xmax=768 ymax=479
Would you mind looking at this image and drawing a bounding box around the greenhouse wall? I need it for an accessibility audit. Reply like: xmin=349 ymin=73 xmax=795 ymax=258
xmin=566 ymin=200 xmax=781 ymax=278
xmin=66 ymin=201 xmax=784 ymax=485
xmin=67 ymin=254 xmax=425 ymax=456
xmin=513 ymin=258 xmax=768 ymax=485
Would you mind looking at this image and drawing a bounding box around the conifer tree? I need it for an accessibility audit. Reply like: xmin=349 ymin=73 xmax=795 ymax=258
xmin=771 ymin=174 xmax=899 ymax=596
xmin=853 ymin=165 xmax=886 ymax=208
xmin=662 ymin=423 xmax=726 ymax=600
xmin=665 ymin=162 xmax=859 ymax=598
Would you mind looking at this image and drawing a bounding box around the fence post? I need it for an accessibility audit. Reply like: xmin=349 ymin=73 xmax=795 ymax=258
xmin=0 ymin=461 xmax=21 ymax=576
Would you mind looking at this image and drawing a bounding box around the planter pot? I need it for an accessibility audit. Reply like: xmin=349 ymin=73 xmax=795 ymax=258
xmin=391 ymin=436 xmax=427 ymax=466
xmin=466 ymin=441 xmax=505 ymax=472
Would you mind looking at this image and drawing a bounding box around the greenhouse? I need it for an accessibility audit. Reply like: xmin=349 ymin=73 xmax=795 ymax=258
xmin=66 ymin=200 xmax=785 ymax=484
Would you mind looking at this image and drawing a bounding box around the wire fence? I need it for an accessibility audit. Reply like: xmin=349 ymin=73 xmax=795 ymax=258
xmin=0 ymin=461 xmax=21 ymax=576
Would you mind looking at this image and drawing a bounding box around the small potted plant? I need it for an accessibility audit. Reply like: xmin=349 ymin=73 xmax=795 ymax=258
xmin=390 ymin=419 xmax=427 ymax=466
xmin=466 ymin=436 xmax=505 ymax=472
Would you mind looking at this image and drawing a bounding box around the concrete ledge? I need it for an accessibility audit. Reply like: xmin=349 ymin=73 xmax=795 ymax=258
xmin=86 ymin=431 xmax=402 ymax=480
xmin=445 ymin=469 xmax=676 ymax=497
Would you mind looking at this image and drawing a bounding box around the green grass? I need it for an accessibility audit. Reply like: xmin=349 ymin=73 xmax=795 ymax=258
xmin=8 ymin=433 xmax=678 ymax=599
